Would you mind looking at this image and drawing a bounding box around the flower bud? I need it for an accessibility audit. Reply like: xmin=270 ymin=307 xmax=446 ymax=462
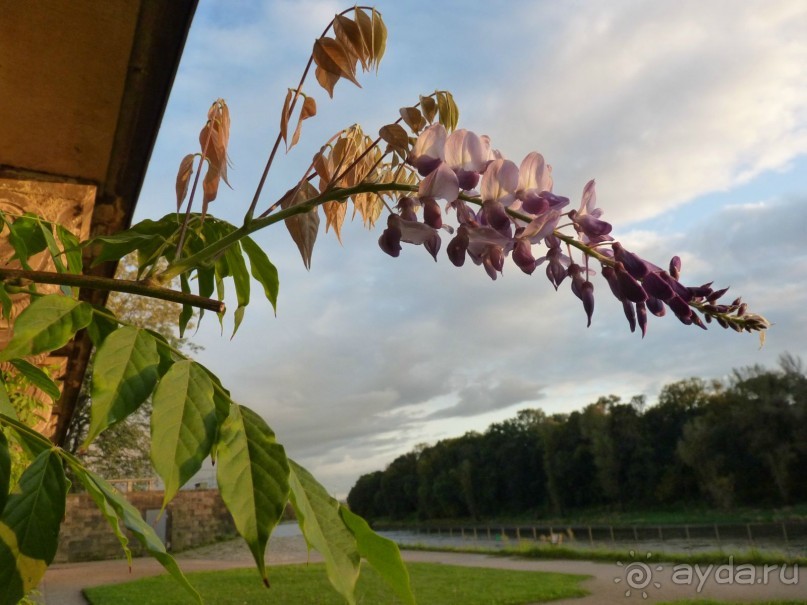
xmin=513 ymin=238 xmax=536 ymax=275
xmin=669 ymin=256 xmax=681 ymax=280
xmin=636 ymin=301 xmax=648 ymax=338
xmin=646 ymin=296 xmax=666 ymax=317
xmin=615 ymin=262 xmax=647 ymax=303
xmin=601 ymin=265 xmax=624 ymax=301
xmin=642 ymin=271 xmax=675 ymax=301
xmin=446 ymin=226 xmax=469 ymax=267
xmin=422 ymin=197 xmax=443 ymax=229
xmin=613 ymin=242 xmax=649 ymax=279
xmin=378 ymin=216 xmax=402 ymax=258
xmin=622 ymin=299 xmax=636 ymax=332
xmin=581 ymin=280 xmax=595 ymax=327
xmin=707 ymin=286 xmax=729 ymax=302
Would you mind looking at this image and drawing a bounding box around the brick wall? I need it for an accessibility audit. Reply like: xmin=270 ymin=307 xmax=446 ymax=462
xmin=55 ymin=489 xmax=237 ymax=563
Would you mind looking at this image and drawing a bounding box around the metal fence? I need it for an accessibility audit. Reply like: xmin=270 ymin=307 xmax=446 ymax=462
xmin=377 ymin=521 xmax=807 ymax=557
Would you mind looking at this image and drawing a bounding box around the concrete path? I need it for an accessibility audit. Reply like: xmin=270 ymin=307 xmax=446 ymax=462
xmin=39 ymin=537 xmax=806 ymax=604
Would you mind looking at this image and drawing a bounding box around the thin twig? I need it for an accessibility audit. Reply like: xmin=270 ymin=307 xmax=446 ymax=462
xmin=0 ymin=268 xmax=225 ymax=313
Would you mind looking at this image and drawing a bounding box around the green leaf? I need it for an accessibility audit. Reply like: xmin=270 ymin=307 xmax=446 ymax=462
xmin=216 ymin=404 xmax=289 ymax=586
xmin=0 ymin=295 xmax=92 ymax=361
xmin=151 ymin=361 xmax=217 ymax=507
xmin=37 ymin=219 xmax=67 ymax=274
xmin=0 ymin=380 xmax=17 ymax=421
xmin=340 ymin=506 xmax=415 ymax=605
xmin=436 ymin=91 xmax=459 ymax=132
xmin=0 ymin=284 xmax=11 ymax=320
xmin=241 ymin=236 xmax=279 ymax=314
xmin=5 ymin=214 xmax=48 ymax=271
xmin=56 ymin=225 xmax=83 ymax=274
xmin=8 ymin=359 xmax=60 ymax=402
xmin=66 ymin=459 xmax=132 ymax=566
xmin=0 ymin=431 xmax=10 ymax=514
xmin=86 ymin=305 xmax=121 ymax=347
xmin=224 ymin=242 xmax=250 ymax=336
xmin=68 ymin=463 xmax=201 ymax=603
xmin=90 ymin=216 xmax=179 ymax=267
xmin=0 ymin=449 xmax=67 ymax=605
xmin=178 ymin=273 xmax=193 ymax=338
xmin=84 ymin=327 xmax=161 ymax=445
xmin=288 ymin=460 xmax=360 ymax=604
xmin=0 ymin=414 xmax=51 ymax=460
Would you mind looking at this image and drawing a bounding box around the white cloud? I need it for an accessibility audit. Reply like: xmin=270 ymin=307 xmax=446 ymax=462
xmin=484 ymin=0 xmax=807 ymax=224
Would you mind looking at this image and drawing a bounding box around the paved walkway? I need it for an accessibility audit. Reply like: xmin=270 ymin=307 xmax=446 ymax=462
xmin=40 ymin=536 xmax=806 ymax=604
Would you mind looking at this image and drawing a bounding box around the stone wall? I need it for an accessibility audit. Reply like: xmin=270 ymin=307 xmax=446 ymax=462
xmin=55 ymin=489 xmax=236 ymax=563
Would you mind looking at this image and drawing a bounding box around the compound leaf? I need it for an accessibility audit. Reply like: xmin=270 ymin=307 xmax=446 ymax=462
xmin=288 ymin=460 xmax=360 ymax=605
xmin=84 ymin=326 xmax=160 ymax=445
xmin=340 ymin=506 xmax=415 ymax=605
xmin=0 ymin=449 xmax=67 ymax=605
xmin=0 ymin=295 xmax=92 ymax=362
xmin=150 ymin=361 xmax=217 ymax=508
xmin=216 ymin=404 xmax=289 ymax=586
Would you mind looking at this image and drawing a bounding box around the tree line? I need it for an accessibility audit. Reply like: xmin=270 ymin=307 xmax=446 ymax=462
xmin=347 ymin=355 xmax=807 ymax=521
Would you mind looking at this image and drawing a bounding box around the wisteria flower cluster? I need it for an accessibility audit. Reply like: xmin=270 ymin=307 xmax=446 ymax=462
xmin=378 ymin=124 xmax=769 ymax=337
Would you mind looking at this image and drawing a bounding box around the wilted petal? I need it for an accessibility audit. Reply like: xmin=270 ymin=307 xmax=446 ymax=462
xmin=418 ymin=163 xmax=459 ymax=202
xmin=480 ymin=158 xmax=519 ymax=206
xmin=396 ymin=196 xmax=418 ymax=222
xmin=448 ymin=199 xmax=477 ymax=225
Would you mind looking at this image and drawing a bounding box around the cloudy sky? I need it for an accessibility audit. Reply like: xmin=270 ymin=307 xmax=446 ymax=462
xmin=136 ymin=0 xmax=807 ymax=496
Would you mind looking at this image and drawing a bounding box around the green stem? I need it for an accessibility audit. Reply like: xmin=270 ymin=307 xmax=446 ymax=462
xmin=162 ymin=181 xmax=418 ymax=281
xmin=0 ymin=267 xmax=225 ymax=314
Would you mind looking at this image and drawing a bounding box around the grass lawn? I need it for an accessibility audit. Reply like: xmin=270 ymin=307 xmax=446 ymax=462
xmin=398 ymin=542 xmax=807 ymax=569
xmin=656 ymin=599 xmax=807 ymax=605
xmin=83 ymin=562 xmax=589 ymax=605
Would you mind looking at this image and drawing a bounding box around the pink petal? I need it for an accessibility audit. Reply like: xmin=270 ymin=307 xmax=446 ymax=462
xmin=579 ymin=179 xmax=596 ymax=214
xmin=445 ymin=129 xmax=485 ymax=172
xmin=517 ymin=152 xmax=552 ymax=193
xmin=412 ymin=124 xmax=446 ymax=164
xmin=480 ymin=159 xmax=519 ymax=206
xmin=419 ymin=163 xmax=459 ymax=202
